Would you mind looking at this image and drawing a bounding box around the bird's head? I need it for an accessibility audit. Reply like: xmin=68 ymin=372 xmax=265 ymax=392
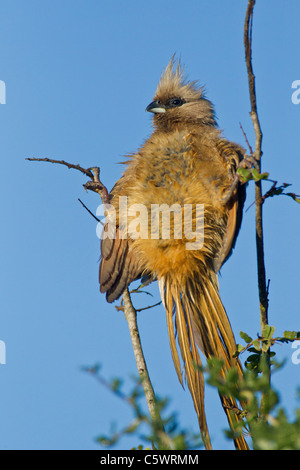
xmin=146 ymin=56 xmax=217 ymax=131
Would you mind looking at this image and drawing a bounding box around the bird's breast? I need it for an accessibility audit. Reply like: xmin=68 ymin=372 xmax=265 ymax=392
xmin=133 ymin=133 xmax=230 ymax=208
xmin=111 ymin=131 xmax=231 ymax=276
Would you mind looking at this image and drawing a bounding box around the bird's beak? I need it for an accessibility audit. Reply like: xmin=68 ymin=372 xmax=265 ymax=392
xmin=146 ymin=100 xmax=166 ymax=114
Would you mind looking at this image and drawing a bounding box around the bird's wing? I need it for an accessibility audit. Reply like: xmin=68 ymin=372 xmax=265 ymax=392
xmin=215 ymin=141 xmax=247 ymax=271
xmin=99 ymin=225 xmax=142 ymax=303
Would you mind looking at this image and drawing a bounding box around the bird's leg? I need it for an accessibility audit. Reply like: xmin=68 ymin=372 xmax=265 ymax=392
xmin=221 ymin=175 xmax=240 ymax=205
xmin=241 ymin=154 xmax=260 ymax=171
xmin=221 ymin=154 xmax=258 ymax=205
xmin=83 ymin=167 xmax=110 ymax=205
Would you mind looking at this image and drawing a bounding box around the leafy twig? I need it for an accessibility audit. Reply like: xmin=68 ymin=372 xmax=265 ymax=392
xmin=235 ymin=328 xmax=300 ymax=371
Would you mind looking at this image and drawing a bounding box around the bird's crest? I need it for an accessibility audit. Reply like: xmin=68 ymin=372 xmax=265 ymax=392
xmin=155 ymin=55 xmax=204 ymax=102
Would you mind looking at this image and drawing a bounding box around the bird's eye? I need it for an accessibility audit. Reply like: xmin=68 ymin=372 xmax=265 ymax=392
xmin=167 ymin=97 xmax=184 ymax=108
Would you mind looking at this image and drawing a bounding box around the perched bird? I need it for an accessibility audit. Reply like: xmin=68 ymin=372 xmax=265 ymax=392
xmin=99 ymin=57 xmax=248 ymax=450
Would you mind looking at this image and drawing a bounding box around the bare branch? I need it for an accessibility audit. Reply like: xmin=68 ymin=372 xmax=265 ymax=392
xmin=78 ymin=198 xmax=102 ymax=224
xmin=239 ymin=122 xmax=254 ymax=155
xmin=136 ymin=301 xmax=162 ymax=313
xmin=26 ymin=157 xmax=110 ymax=204
xmin=26 ymin=157 xmax=95 ymax=179
xmin=121 ymin=289 xmax=167 ymax=437
xmin=244 ymin=0 xmax=269 ymax=332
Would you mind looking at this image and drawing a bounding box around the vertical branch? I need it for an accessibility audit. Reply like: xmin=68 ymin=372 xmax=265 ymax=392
xmin=122 ymin=289 xmax=170 ymax=449
xmin=244 ymin=0 xmax=269 ymax=332
xmin=122 ymin=290 xmax=161 ymax=422
xmin=244 ymin=1 xmax=271 ymax=422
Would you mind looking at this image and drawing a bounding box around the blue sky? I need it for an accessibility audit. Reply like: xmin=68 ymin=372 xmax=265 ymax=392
xmin=0 ymin=0 xmax=299 ymax=450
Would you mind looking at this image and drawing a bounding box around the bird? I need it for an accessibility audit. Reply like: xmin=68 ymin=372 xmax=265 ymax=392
xmin=99 ymin=57 xmax=248 ymax=450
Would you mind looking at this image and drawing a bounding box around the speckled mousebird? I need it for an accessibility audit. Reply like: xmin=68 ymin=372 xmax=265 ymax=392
xmin=99 ymin=57 xmax=248 ymax=450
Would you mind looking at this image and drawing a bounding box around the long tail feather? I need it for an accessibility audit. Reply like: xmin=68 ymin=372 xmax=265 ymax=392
xmin=159 ymin=272 xmax=249 ymax=450
xmin=159 ymin=279 xmax=212 ymax=450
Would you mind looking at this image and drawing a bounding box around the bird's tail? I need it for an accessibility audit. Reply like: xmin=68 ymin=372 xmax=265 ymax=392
xmin=159 ymin=270 xmax=249 ymax=450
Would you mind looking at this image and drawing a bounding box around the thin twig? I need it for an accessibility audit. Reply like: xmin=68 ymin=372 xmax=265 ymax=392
xmin=239 ymin=122 xmax=254 ymax=155
xmin=83 ymin=365 xmax=133 ymax=406
xmin=136 ymin=301 xmax=162 ymax=313
xmin=26 ymin=157 xmax=110 ymax=204
xmin=244 ymin=0 xmax=269 ymax=332
xmin=26 ymin=157 xmax=94 ymax=179
xmin=78 ymin=198 xmax=102 ymax=224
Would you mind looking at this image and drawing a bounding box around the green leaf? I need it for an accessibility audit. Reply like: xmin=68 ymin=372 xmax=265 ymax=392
xmin=233 ymin=344 xmax=243 ymax=357
xmin=125 ymin=420 xmax=140 ymax=434
xmin=247 ymin=354 xmax=260 ymax=364
xmin=286 ymin=193 xmax=300 ymax=203
xmin=237 ymin=167 xmax=252 ymax=182
xmin=251 ymin=169 xmax=269 ymax=181
xmin=111 ymin=378 xmax=123 ymax=392
xmin=284 ymin=330 xmax=300 ymax=340
xmin=252 ymin=339 xmax=261 ymax=351
xmin=262 ymin=325 xmax=275 ymax=339
xmin=240 ymin=331 xmax=253 ymax=343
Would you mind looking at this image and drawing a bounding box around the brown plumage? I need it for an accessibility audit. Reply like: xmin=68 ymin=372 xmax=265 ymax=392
xmin=99 ymin=57 xmax=248 ymax=450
